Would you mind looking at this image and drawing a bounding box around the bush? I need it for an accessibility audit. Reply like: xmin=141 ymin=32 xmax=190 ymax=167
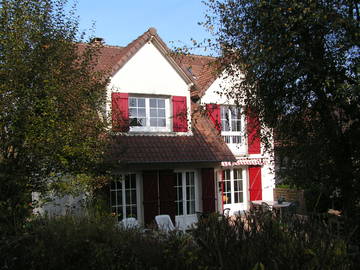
xmin=1 ymin=211 xmax=357 ymax=270
xmin=192 ymin=211 xmax=356 ymax=270
xmin=0 ymin=213 xmax=199 ymax=270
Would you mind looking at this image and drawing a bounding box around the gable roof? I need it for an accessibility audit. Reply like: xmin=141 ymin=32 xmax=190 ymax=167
xmin=80 ymin=28 xmax=219 ymax=98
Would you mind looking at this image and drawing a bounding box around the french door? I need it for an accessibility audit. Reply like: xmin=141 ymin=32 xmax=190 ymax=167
xmin=110 ymin=173 xmax=138 ymax=221
xmin=174 ymin=171 xmax=197 ymax=229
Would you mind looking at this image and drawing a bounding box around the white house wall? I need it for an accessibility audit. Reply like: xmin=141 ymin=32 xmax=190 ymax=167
xmin=203 ymin=71 xmax=276 ymax=203
xmin=201 ymin=71 xmax=244 ymax=105
xmin=261 ymin=162 xmax=276 ymax=201
xmin=107 ymin=41 xmax=192 ymax=128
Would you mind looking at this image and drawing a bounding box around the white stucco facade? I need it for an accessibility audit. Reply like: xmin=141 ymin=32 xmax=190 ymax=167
xmin=201 ymin=72 xmax=275 ymax=214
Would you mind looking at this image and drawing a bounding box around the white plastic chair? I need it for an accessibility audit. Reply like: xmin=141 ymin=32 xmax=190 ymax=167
xmin=155 ymin=215 xmax=175 ymax=232
xmin=223 ymin=208 xmax=231 ymax=217
xmin=119 ymin=217 xmax=139 ymax=229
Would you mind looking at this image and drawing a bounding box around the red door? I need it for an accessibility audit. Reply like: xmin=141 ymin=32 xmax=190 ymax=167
xmin=249 ymin=166 xmax=262 ymax=201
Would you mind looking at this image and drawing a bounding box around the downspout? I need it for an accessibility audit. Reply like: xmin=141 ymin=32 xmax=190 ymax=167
xmin=157 ymin=170 xmax=160 ymax=215
xmin=220 ymin=170 xmax=225 ymax=213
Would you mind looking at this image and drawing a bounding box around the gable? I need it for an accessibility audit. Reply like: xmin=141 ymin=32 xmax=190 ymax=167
xmin=201 ymin=70 xmax=244 ymax=106
xmin=109 ymin=41 xmax=190 ymax=96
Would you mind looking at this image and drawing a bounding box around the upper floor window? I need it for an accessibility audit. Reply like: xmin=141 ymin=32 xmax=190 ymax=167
xmin=221 ymin=105 xmax=242 ymax=144
xmin=111 ymin=92 xmax=188 ymax=133
xmin=128 ymin=96 xmax=170 ymax=132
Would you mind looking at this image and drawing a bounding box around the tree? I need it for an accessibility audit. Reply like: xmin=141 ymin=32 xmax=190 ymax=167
xmin=0 ymin=0 xmax=108 ymax=231
xmin=203 ymin=0 xmax=360 ymax=215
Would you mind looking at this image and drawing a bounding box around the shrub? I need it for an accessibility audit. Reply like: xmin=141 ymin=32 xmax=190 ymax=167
xmin=192 ymin=211 xmax=355 ymax=270
xmin=0 ymin=213 xmax=200 ymax=270
xmin=1 ymin=211 xmax=357 ymax=270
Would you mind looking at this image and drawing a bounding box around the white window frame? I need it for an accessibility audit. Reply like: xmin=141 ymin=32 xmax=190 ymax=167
xmin=220 ymin=168 xmax=246 ymax=211
xmin=110 ymin=173 xmax=141 ymax=221
xmin=129 ymin=95 xmax=171 ymax=132
xmin=220 ymin=105 xmax=246 ymax=154
xmin=174 ymin=171 xmax=198 ymax=217
xmin=221 ymin=105 xmax=243 ymax=144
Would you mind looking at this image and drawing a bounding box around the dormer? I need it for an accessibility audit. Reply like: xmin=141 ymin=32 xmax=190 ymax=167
xmin=106 ymin=28 xmax=195 ymax=134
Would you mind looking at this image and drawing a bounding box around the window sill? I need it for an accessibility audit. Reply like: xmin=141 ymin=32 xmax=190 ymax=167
xmin=111 ymin=130 xmax=193 ymax=137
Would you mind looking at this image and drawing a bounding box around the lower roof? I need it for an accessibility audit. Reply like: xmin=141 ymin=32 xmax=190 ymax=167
xmin=106 ymin=106 xmax=236 ymax=166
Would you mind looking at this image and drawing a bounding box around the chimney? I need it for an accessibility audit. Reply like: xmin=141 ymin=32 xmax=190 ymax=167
xmin=90 ymin=37 xmax=104 ymax=44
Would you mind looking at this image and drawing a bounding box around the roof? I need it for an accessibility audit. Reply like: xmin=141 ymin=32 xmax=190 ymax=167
xmin=79 ymin=28 xmax=219 ymax=98
xmin=106 ymin=104 xmax=235 ymax=165
xmin=173 ymin=54 xmax=219 ymax=98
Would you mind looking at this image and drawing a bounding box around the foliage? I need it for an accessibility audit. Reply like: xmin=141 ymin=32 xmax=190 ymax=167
xmin=0 ymin=213 xmax=200 ymax=270
xmin=0 ymin=0 xmax=108 ymax=232
xmin=1 ymin=212 xmax=357 ymax=270
xmin=193 ymin=212 xmax=356 ymax=269
xmin=202 ymin=0 xmax=360 ymax=215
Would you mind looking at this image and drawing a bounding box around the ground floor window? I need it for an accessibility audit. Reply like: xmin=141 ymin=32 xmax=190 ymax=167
xmin=175 ymin=171 xmax=196 ymax=216
xmin=221 ymin=168 xmax=244 ymax=205
xmin=110 ymin=173 xmax=137 ymax=221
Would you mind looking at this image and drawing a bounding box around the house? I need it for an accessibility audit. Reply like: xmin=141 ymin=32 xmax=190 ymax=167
xmin=87 ymin=27 xmax=275 ymax=229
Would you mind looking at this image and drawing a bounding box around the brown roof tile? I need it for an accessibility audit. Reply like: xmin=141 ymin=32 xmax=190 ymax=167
xmin=106 ymin=104 xmax=235 ymax=165
xmin=172 ymin=54 xmax=220 ymax=98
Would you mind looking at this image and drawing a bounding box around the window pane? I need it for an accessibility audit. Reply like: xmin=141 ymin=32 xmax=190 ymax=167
xmin=110 ymin=191 xmax=116 ymax=205
xmin=158 ymin=99 xmax=165 ymax=108
xmin=158 ymin=118 xmax=166 ymax=127
xmin=175 ymin=173 xmax=183 ymax=216
xmin=150 ymin=118 xmax=157 ymax=127
xmin=138 ymin=118 xmax=146 ymax=126
xmin=129 ymin=98 xmax=136 ymax=107
xmin=158 ymin=109 xmax=165 ymax=117
xmin=138 ymin=98 xmax=145 ymax=107
xmin=125 ymin=189 xmax=130 ymax=203
xmin=149 ymin=98 xmax=156 ymax=107
xmin=129 ymin=108 xmax=135 ymax=117
xmin=138 ymin=109 xmax=146 ymax=117
xmin=186 ymin=182 xmax=195 ymax=214
xmin=150 ymin=109 xmax=157 ymax=117
xmin=222 ymin=170 xmax=231 ymax=204
xmin=110 ymin=181 xmax=116 ymax=190
xmin=234 ymin=169 xmax=243 ymax=203
xmin=221 ymin=106 xmax=230 ymax=132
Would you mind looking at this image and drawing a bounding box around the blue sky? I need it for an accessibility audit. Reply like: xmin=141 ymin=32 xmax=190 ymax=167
xmin=76 ymin=0 xmax=213 ymax=55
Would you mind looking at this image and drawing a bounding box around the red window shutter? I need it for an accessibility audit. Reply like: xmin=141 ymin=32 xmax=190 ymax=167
xmin=159 ymin=170 xmax=176 ymax=223
xmin=247 ymin=111 xmax=261 ymax=154
xmin=111 ymin=93 xmax=129 ymax=132
xmin=206 ymin=104 xmax=221 ymax=132
xmin=249 ymin=166 xmax=262 ymax=201
xmin=143 ymin=170 xmax=159 ymax=225
xmin=172 ymin=96 xmax=188 ymax=132
xmin=201 ymin=168 xmax=216 ymax=213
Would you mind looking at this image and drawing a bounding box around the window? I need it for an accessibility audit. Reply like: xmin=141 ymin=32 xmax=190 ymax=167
xmin=221 ymin=105 xmax=242 ymax=144
xmin=129 ymin=96 xmax=169 ymax=131
xmin=110 ymin=174 xmax=137 ymax=221
xmin=175 ymin=171 xmax=196 ymax=216
xmin=221 ymin=169 xmax=244 ymax=205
